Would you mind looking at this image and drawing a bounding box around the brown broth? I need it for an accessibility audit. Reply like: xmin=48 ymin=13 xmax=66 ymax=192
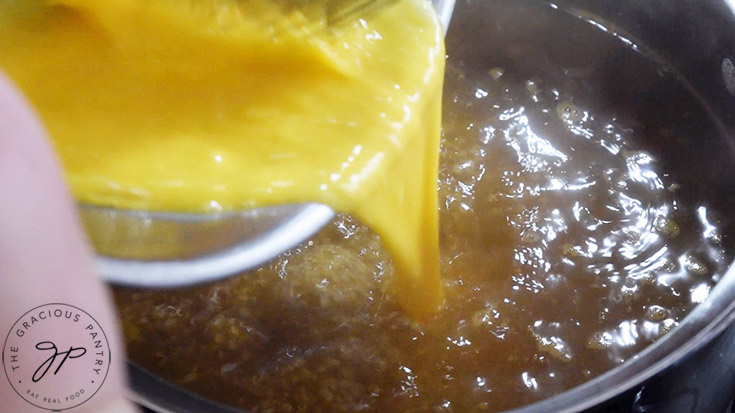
xmin=114 ymin=2 xmax=731 ymax=411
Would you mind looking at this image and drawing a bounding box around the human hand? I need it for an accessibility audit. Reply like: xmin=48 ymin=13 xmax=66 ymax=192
xmin=0 ymin=73 xmax=138 ymax=413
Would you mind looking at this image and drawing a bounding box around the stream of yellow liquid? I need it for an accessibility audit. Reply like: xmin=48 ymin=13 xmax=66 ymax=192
xmin=0 ymin=0 xmax=445 ymax=317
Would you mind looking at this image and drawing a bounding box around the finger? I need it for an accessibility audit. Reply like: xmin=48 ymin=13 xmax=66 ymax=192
xmin=0 ymin=73 xmax=138 ymax=412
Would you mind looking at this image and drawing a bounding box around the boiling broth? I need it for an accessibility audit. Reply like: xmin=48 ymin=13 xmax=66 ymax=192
xmin=115 ymin=1 xmax=731 ymax=411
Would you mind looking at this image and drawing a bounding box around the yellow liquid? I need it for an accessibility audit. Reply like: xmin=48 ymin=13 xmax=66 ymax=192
xmin=0 ymin=0 xmax=445 ymax=317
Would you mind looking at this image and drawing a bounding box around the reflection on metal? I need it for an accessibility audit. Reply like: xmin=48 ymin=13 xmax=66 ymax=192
xmin=722 ymin=58 xmax=735 ymax=96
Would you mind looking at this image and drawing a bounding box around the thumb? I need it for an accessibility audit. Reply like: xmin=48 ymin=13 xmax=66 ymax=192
xmin=0 ymin=73 xmax=138 ymax=412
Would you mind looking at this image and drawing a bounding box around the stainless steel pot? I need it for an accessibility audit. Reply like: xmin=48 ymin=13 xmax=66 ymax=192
xmin=131 ymin=1 xmax=735 ymax=412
